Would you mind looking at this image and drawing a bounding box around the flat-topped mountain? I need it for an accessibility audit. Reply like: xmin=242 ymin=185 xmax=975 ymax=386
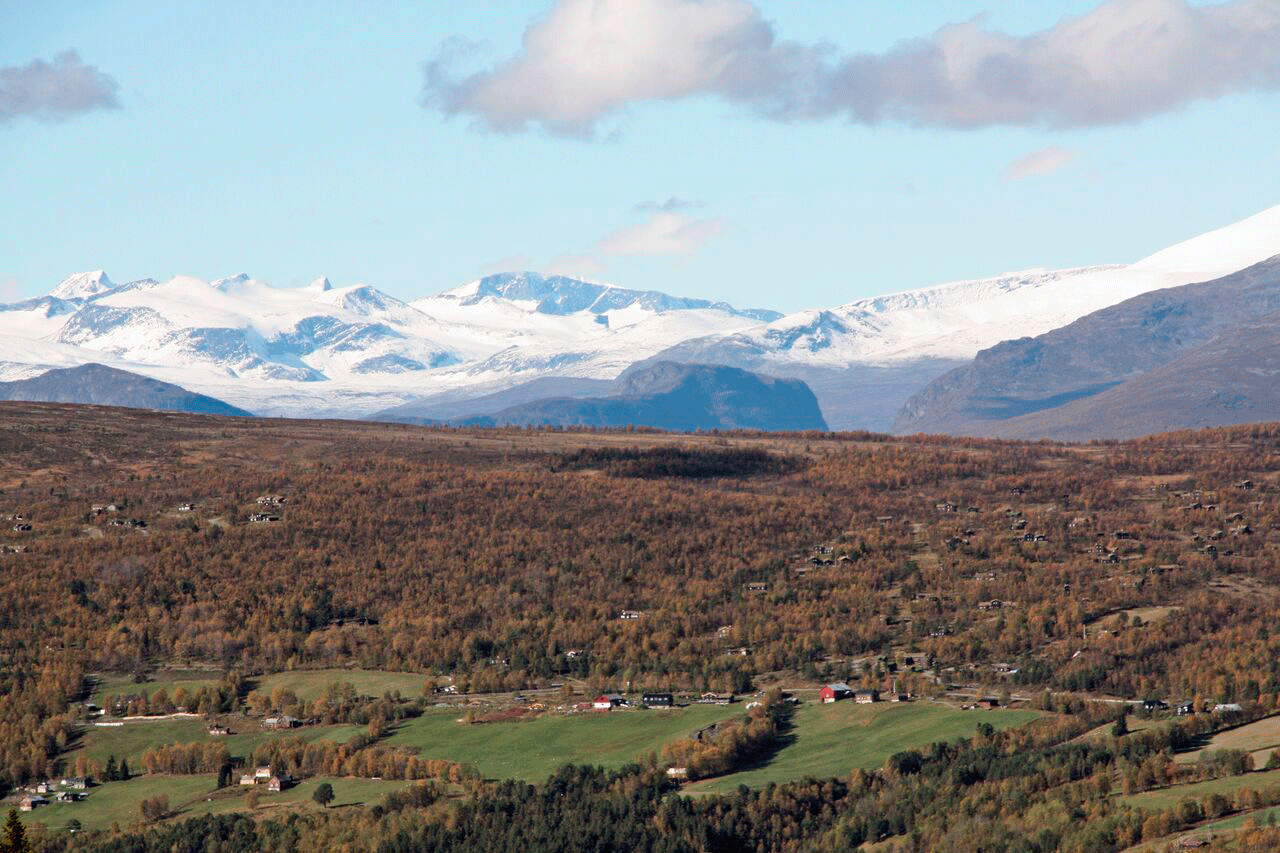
xmin=376 ymin=362 xmax=828 ymax=432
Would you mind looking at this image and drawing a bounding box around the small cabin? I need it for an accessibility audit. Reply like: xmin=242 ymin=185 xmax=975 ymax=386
xmin=854 ymin=689 xmax=879 ymax=704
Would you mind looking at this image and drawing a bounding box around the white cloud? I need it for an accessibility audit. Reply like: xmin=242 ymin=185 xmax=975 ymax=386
xmin=1002 ymin=146 xmax=1080 ymax=181
xmin=597 ymin=212 xmax=726 ymax=257
xmin=0 ymin=51 xmax=119 ymax=124
xmin=541 ymin=253 xmax=609 ymax=277
xmin=424 ymin=0 xmax=1280 ymax=135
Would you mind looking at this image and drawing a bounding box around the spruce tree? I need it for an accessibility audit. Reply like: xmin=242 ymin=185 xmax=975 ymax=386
xmin=2 ymin=809 xmax=31 ymax=853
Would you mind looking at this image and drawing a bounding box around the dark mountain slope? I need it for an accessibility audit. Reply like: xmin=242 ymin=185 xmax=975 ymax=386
xmin=375 ymin=362 xmax=827 ymax=432
xmin=0 ymin=363 xmax=253 ymax=416
xmin=894 ymin=256 xmax=1280 ymax=437
xmin=988 ymin=311 xmax=1280 ymax=440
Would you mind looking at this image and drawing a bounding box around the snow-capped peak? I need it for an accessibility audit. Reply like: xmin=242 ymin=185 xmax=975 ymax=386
xmin=308 ymin=276 xmax=333 ymax=293
xmin=50 ymin=270 xmax=115 ymax=301
xmin=211 ymin=273 xmax=253 ymax=291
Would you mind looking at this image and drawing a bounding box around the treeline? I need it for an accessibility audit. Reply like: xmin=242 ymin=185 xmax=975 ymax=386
xmin=139 ymin=742 xmax=230 ymax=776
xmin=662 ymin=689 xmax=788 ymax=780
xmin=246 ymin=737 xmax=479 ymax=786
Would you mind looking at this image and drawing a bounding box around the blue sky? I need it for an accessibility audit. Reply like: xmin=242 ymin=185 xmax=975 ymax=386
xmin=2 ymin=1 xmax=1278 ymax=312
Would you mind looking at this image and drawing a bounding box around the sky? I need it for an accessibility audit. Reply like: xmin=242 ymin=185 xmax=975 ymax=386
xmin=2 ymin=0 xmax=1279 ymax=313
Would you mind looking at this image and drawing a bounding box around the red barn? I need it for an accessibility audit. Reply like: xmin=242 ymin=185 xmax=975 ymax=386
xmin=819 ymin=683 xmax=853 ymax=704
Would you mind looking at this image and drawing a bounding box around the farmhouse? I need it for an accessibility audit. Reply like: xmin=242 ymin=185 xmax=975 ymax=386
xmin=263 ymin=715 xmax=300 ymax=730
xmin=642 ymin=692 xmax=674 ymax=708
xmin=820 ymin=683 xmax=853 ymax=703
xmin=854 ymin=689 xmax=879 ymax=704
xmin=268 ymin=775 xmax=292 ymax=792
xmin=239 ymin=774 xmax=257 ymax=786
xmin=593 ymin=693 xmax=624 ymax=710
xmin=20 ymin=796 xmax=46 ymax=812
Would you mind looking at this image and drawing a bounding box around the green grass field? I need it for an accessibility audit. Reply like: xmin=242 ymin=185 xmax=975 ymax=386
xmin=383 ymin=704 xmax=743 ymax=781
xmin=1202 ymin=804 xmax=1280 ymax=832
xmin=89 ymin=668 xmax=432 ymax=708
xmin=253 ymin=669 xmax=430 ymax=702
xmin=88 ymin=670 xmax=221 ymax=705
xmin=19 ymin=774 xmax=417 ymax=835
xmin=67 ymin=718 xmax=367 ymax=770
xmin=1174 ymin=714 xmax=1280 ymax=768
xmin=1119 ymin=768 xmax=1280 ymax=813
xmin=684 ymin=701 xmax=1040 ymax=794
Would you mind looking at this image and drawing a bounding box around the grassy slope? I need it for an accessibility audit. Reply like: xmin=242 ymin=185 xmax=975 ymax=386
xmin=1119 ymin=768 xmax=1280 ymax=812
xmin=68 ymin=719 xmax=366 ymax=769
xmin=685 ymin=701 xmax=1040 ymax=794
xmin=1175 ymin=714 xmax=1280 ymax=767
xmin=89 ymin=671 xmax=220 ymax=705
xmin=254 ymin=669 xmax=428 ymax=702
xmin=19 ymin=774 xmax=415 ymax=834
xmin=384 ymin=705 xmax=743 ymax=781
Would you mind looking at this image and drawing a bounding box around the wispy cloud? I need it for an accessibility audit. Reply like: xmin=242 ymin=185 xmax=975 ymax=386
xmin=541 ymin=253 xmax=609 ymax=277
xmin=634 ymin=196 xmax=705 ymax=213
xmin=0 ymin=51 xmax=119 ymax=125
xmin=1003 ymin=146 xmax=1080 ymax=181
xmin=423 ymin=0 xmax=1280 ymax=136
xmin=478 ymin=253 xmax=535 ymax=276
xmin=0 ymin=276 xmax=21 ymax=303
xmin=597 ymin=212 xmax=726 ymax=257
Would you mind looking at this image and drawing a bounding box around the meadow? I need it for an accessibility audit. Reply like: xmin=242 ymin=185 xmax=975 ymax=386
xmin=18 ymin=773 xmax=416 ymax=835
xmin=683 ymin=700 xmax=1039 ymax=793
xmin=383 ymin=703 xmax=743 ymax=780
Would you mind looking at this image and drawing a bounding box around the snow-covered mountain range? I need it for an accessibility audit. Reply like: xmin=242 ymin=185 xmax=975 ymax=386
xmin=0 ymin=271 xmax=778 ymax=417
xmin=2 ymin=203 xmax=1278 ymax=424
